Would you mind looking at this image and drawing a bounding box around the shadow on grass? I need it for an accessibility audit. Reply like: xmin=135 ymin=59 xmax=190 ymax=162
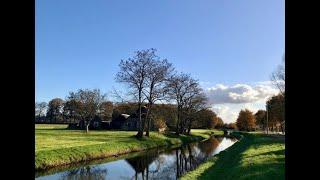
xmin=194 ymin=133 xmax=285 ymax=180
xmin=245 ymin=149 xmax=285 ymax=159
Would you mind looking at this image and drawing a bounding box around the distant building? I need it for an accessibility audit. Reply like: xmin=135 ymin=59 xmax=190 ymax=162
xmin=64 ymin=105 xmax=169 ymax=132
xmin=116 ymin=106 xmax=148 ymax=130
xmin=102 ymin=105 xmax=168 ymax=132
xmin=120 ymin=113 xmax=139 ymax=130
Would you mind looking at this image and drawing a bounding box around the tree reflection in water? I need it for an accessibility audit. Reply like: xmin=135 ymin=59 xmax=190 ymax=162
xmin=124 ymin=136 xmax=223 ymax=180
xmin=60 ymin=166 xmax=108 ymax=180
xmin=126 ymin=148 xmax=161 ymax=180
xmin=175 ymin=137 xmax=220 ymax=178
xmin=198 ymin=136 xmax=221 ymax=156
xmin=37 ymin=136 xmax=236 ymax=180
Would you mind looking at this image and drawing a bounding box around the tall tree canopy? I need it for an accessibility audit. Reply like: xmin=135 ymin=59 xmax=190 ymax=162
xmin=166 ymin=73 xmax=207 ymax=134
xmin=192 ymin=109 xmax=217 ymax=129
xmin=267 ymin=94 xmax=285 ymax=133
xmin=255 ymin=110 xmax=267 ymax=130
xmin=116 ymin=49 xmax=157 ymax=138
xmin=46 ymin=98 xmax=64 ymax=123
xmin=236 ymin=109 xmax=256 ymax=131
xmin=142 ymin=54 xmax=174 ymax=136
xmin=67 ymin=89 xmax=106 ymax=133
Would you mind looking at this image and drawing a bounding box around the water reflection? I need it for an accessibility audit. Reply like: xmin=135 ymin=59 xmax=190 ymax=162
xmin=36 ymin=136 xmax=237 ymax=180
xmin=126 ymin=149 xmax=160 ymax=180
xmin=60 ymin=166 xmax=108 ymax=180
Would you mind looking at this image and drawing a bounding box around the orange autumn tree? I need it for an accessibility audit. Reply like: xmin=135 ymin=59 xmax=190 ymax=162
xmin=236 ymin=109 xmax=256 ymax=131
xmin=209 ymin=115 xmax=224 ymax=129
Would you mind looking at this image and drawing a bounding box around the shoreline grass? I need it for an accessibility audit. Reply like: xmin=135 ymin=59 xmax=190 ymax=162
xmin=35 ymin=124 xmax=222 ymax=170
xmin=181 ymin=132 xmax=285 ymax=180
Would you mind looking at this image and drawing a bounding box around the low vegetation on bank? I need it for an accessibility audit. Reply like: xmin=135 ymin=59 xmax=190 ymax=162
xmin=35 ymin=124 xmax=223 ymax=170
xmin=181 ymin=132 xmax=285 ymax=180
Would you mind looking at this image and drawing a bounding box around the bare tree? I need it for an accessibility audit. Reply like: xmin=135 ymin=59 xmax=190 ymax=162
xmin=166 ymin=73 xmax=205 ymax=134
xmin=271 ymin=55 xmax=285 ymax=95
xmin=166 ymin=73 xmax=189 ymax=134
xmin=110 ymin=87 xmax=136 ymax=103
xmin=183 ymin=93 xmax=208 ymax=134
xmin=115 ymin=49 xmax=155 ymax=138
xmin=143 ymin=58 xmax=174 ymax=136
xmin=67 ymin=89 xmax=106 ymax=133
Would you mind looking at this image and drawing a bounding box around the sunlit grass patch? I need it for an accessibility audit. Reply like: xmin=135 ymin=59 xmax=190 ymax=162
xmin=181 ymin=133 xmax=285 ymax=180
xmin=35 ymin=124 xmax=221 ymax=170
xmin=35 ymin=124 xmax=68 ymax=129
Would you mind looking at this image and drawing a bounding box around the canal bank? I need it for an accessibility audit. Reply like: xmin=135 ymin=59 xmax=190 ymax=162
xmin=35 ymin=124 xmax=223 ymax=171
xmin=181 ymin=132 xmax=285 ymax=180
xmin=36 ymin=135 xmax=237 ymax=179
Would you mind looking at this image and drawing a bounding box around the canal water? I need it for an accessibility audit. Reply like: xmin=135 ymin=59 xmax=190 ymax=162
xmin=36 ymin=136 xmax=237 ymax=180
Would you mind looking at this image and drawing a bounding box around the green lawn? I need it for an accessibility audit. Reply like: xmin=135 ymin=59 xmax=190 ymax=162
xmin=35 ymin=124 xmax=222 ymax=170
xmin=181 ymin=132 xmax=285 ymax=180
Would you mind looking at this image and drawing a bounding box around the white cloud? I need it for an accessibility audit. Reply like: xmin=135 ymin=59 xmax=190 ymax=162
xmin=211 ymin=105 xmax=229 ymax=116
xmin=205 ymin=82 xmax=278 ymax=105
xmin=211 ymin=103 xmax=264 ymax=123
xmin=211 ymin=104 xmax=237 ymax=123
xmin=204 ymin=82 xmax=279 ymax=123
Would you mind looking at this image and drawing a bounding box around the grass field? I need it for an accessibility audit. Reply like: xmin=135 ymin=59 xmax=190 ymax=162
xmin=35 ymin=124 xmax=222 ymax=170
xmin=181 ymin=132 xmax=285 ymax=180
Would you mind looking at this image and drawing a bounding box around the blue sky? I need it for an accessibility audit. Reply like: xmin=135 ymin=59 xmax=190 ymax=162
xmin=36 ymin=0 xmax=284 ymax=122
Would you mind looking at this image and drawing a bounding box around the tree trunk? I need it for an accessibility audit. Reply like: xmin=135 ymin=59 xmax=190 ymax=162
xmin=181 ymin=118 xmax=186 ymax=134
xmin=145 ymin=103 xmax=152 ymax=137
xmin=141 ymin=118 xmax=146 ymax=135
xmin=86 ymin=122 xmax=90 ymax=133
xmin=180 ymin=119 xmax=183 ymax=134
xmin=136 ymin=90 xmax=143 ymax=138
xmin=145 ymin=118 xmax=150 ymax=136
xmin=178 ymin=109 xmax=184 ymax=135
xmin=187 ymin=118 xmax=192 ymax=135
xmin=176 ymin=106 xmax=180 ymax=135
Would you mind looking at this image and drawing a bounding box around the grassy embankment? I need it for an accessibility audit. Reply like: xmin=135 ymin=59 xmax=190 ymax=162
xmin=181 ymin=132 xmax=285 ymax=180
xmin=35 ymin=124 xmax=222 ymax=170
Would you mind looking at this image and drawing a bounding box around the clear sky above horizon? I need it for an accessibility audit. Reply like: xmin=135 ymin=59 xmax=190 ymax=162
xmin=36 ymin=0 xmax=284 ymax=123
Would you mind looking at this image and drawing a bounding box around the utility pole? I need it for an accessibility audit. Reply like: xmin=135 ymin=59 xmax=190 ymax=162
xmin=266 ymin=104 xmax=269 ymax=135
